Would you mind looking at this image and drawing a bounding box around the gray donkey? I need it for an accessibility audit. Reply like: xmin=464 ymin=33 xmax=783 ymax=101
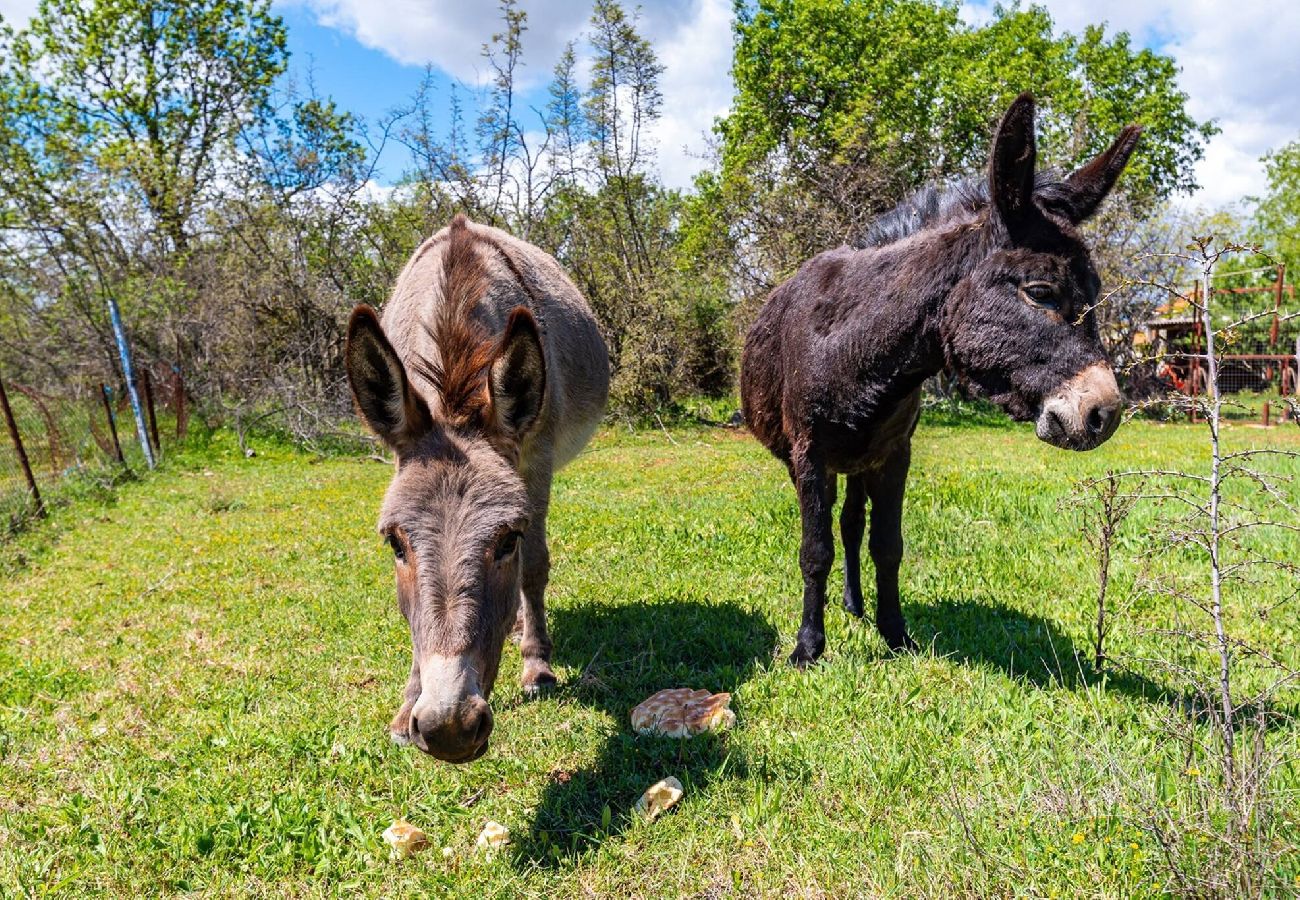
xmin=345 ymin=214 xmax=609 ymax=763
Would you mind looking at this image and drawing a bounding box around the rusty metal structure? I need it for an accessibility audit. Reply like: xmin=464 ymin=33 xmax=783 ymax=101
xmin=1143 ymin=265 xmax=1297 ymax=424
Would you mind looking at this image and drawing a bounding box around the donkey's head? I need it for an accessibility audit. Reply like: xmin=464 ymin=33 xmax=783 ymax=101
xmin=345 ymin=303 xmax=545 ymax=762
xmin=943 ymin=93 xmax=1141 ymax=450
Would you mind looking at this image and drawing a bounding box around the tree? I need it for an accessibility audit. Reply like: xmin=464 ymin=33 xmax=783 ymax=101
xmin=707 ymin=0 xmax=1217 ymax=298
xmin=0 ymin=0 xmax=287 ymax=254
xmin=1251 ymin=138 xmax=1300 ymax=279
xmin=0 ymin=0 xmax=289 ymax=389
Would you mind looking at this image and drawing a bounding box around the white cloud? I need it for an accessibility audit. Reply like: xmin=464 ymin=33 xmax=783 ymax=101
xmin=280 ymin=0 xmax=589 ymax=86
xmin=650 ymin=0 xmax=733 ymax=189
xmin=961 ymin=0 xmax=1300 ymax=211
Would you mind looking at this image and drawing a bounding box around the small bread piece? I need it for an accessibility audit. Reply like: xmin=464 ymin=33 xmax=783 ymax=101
xmin=382 ymin=820 xmax=428 ymax=859
xmin=631 ymin=688 xmax=734 ymax=737
xmin=475 ymin=820 xmax=510 ymax=854
xmin=635 ymin=776 xmax=684 ymax=821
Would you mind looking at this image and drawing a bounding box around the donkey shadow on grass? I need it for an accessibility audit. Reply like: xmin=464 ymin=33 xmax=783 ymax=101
xmin=911 ymin=597 xmax=1167 ymax=701
xmin=507 ymin=594 xmax=1281 ymax=867
xmin=911 ymin=596 xmax=1298 ymax=730
xmin=507 ymin=598 xmax=777 ymax=869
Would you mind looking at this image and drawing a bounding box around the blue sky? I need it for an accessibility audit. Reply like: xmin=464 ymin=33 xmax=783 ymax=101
xmin=275 ymin=0 xmax=1300 ymax=208
xmin=280 ymin=4 xmax=435 ymax=132
xmin=278 ymin=4 xmax=444 ymax=182
xmin=2 ymin=0 xmax=1298 ymax=208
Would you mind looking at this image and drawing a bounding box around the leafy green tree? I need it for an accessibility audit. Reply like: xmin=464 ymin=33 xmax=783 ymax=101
xmin=0 ymin=0 xmax=290 ymax=391
xmin=0 ymin=0 xmax=287 ymax=253
xmin=708 ymin=0 xmax=1217 ymax=297
xmin=1251 ymin=139 xmax=1300 ymax=281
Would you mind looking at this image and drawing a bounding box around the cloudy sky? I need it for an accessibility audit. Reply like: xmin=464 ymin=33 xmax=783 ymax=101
xmin=2 ymin=0 xmax=1297 ymax=210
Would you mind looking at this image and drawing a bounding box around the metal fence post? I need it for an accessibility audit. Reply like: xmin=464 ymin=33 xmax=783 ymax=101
xmin=141 ymin=369 xmax=160 ymax=456
xmin=101 ymin=383 xmax=125 ymax=464
xmin=0 ymin=374 xmax=44 ymax=517
xmin=106 ymin=295 xmax=156 ymax=469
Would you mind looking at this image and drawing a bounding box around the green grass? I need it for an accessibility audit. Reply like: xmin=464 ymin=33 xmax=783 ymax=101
xmin=2 ymin=417 xmax=1299 ymax=897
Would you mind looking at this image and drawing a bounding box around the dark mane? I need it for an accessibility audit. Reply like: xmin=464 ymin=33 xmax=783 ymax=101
xmin=856 ymin=177 xmax=985 ymax=248
xmin=858 ymin=171 xmax=1070 ymax=248
xmin=409 ymin=214 xmax=497 ymax=425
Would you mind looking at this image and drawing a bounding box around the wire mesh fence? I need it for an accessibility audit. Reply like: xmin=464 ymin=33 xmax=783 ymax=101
xmin=0 ymin=368 xmax=185 ymax=537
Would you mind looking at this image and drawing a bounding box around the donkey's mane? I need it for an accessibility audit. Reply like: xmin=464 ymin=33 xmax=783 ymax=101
xmin=409 ymin=215 xmax=497 ymax=425
xmin=858 ymin=171 xmax=1069 ymax=248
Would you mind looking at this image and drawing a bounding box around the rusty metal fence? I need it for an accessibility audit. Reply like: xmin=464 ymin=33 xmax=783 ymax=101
xmin=1144 ymin=265 xmax=1299 ymax=424
xmin=0 ymin=368 xmax=186 ymax=536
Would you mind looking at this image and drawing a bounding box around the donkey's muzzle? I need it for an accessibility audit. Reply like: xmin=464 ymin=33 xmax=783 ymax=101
xmin=1036 ymin=362 xmax=1122 ymax=451
xmin=409 ymin=695 xmax=493 ymax=763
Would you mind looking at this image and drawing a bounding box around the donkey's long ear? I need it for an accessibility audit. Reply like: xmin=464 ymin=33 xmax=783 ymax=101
xmin=345 ymin=305 xmax=432 ymax=455
xmin=1062 ymin=124 xmax=1143 ymax=222
xmin=489 ymin=306 xmax=546 ymax=440
xmin=989 ymin=92 xmax=1038 ymax=234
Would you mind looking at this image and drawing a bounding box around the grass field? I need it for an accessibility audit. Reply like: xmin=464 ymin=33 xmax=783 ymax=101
xmin=2 ymin=415 xmax=1298 ymax=897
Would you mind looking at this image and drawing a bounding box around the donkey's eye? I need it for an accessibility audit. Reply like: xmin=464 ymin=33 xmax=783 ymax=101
xmin=1022 ymin=282 xmax=1060 ymax=308
xmin=386 ymin=532 xmax=407 ymax=563
xmin=494 ymin=530 xmax=522 ymax=562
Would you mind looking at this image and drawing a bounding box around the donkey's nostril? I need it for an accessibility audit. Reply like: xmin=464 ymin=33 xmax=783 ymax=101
xmin=468 ymin=702 xmax=493 ymax=747
xmin=1045 ymin=408 xmax=1063 ymax=437
xmin=1086 ymin=406 xmax=1103 ymax=433
xmin=1087 ymin=403 xmax=1117 ymax=436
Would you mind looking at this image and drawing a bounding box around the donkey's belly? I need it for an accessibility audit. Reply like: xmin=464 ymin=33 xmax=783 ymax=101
xmin=820 ymin=389 xmax=921 ymax=474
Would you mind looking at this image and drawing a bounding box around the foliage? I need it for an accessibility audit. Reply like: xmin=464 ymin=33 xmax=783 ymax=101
xmin=704 ymin=0 xmax=1216 ymax=304
xmin=0 ymin=0 xmax=287 ymax=252
xmin=1251 ymin=139 xmax=1300 ymax=278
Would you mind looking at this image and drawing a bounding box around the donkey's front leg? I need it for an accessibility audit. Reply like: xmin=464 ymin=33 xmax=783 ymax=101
xmin=790 ymin=444 xmax=835 ymax=668
xmin=389 ymin=658 xmax=421 ymax=745
xmin=518 ymin=471 xmax=556 ymax=694
xmin=866 ymin=446 xmax=918 ymax=653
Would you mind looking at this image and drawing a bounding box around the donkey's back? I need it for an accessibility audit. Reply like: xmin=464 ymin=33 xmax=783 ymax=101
xmin=382 ymin=216 xmax=609 ymax=467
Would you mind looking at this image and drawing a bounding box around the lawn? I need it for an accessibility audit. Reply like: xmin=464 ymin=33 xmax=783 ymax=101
xmin=2 ymin=415 xmax=1298 ymax=897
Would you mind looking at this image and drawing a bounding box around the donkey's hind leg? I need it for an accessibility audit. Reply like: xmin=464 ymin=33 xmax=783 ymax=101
xmin=840 ymin=474 xmax=867 ymax=618
xmin=866 ymin=446 xmax=918 ymax=653
xmin=519 ymin=470 xmax=557 ymax=694
xmin=789 ymin=444 xmax=835 ymax=668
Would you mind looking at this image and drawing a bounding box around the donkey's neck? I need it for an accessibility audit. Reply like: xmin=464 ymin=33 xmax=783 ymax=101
xmin=852 ymin=221 xmax=991 ymax=384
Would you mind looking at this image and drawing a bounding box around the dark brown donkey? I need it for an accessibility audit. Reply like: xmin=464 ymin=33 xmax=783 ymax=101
xmin=345 ymin=215 xmax=609 ymax=762
xmin=741 ymin=94 xmax=1140 ymax=667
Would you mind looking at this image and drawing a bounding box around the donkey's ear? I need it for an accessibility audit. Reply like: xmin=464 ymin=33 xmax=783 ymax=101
xmin=1062 ymin=124 xmax=1143 ymax=222
xmin=345 ymin=305 xmax=432 ymax=454
xmin=989 ymin=92 xmax=1038 ymax=233
xmin=489 ymin=306 xmax=546 ymax=440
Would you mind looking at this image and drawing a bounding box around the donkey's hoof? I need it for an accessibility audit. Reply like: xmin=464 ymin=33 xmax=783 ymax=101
xmin=883 ymin=630 xmax=918 ymax=654
xmin=842 ymin=590 xmax=865 ymax=618
xmin=389 ymin=704 xmax=414 ymax=745
xmin=521 ymin=661 xmax=558 ymax=696
xmin=788 ymin=630 xmax=825 ymax=669
xmin=522 ymin=678 xmax=557 ymax=698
